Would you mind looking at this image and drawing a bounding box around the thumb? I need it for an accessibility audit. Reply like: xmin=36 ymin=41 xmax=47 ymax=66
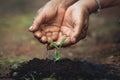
xmin=29 ymin=12 xmax=45 ymax=32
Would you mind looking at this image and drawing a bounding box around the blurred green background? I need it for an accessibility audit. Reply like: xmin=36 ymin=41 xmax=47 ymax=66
xmin=0 ymin=0 xmax=120 ymax=76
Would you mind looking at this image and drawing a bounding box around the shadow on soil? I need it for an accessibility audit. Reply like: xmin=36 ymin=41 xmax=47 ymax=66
xmin=8 ymin=58 xmax=120 ymax=80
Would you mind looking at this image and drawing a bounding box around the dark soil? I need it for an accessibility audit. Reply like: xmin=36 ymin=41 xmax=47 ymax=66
xmin=9 ymin=58 xmax=120 ymax=80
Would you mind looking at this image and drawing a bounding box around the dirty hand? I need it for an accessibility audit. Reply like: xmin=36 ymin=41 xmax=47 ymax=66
xmin=29 ymin=0 xmax=78 ymax=44
xmin=48 ymin=0 xmax=93 ymax=49
xmin=47 ymin=0 xmax=120 ymax=49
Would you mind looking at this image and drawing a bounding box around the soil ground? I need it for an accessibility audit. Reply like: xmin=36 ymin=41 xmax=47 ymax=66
xmin=9 ymin=58 xmax=120 ymax=80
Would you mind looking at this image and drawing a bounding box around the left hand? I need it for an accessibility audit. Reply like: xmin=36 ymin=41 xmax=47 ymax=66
xmin=29 ymin=0 xmax=78 ymax=44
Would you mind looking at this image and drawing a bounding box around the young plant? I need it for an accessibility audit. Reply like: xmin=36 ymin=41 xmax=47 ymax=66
xmin=25 ymin=78 xmax=30 ymax=80
xmin=25 ymin=74 xmax=35 ymax=80
xmin=49 ymin=37 xmax=66 ymax=61
xmin=42 ymin=77 xmax=57 ymax=80
xmin=31 ymin=75 xmax=35 ymax=80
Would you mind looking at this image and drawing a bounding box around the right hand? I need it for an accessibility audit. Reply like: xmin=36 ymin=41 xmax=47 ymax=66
xmin=29 ymin=0 xmax=77 ymax=44
xmin=47 ymin=0 xmax=91 ymax=49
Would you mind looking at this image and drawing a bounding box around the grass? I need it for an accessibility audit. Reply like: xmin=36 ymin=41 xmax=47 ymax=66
xmin=10 ymin=60 xmax=24 ymax=69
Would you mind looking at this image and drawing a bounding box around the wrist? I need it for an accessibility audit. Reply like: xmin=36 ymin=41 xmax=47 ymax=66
xmin=51 ymin=0 xmax=78 ymax=9
xmin=78 ymin=0 xmax=98 ymax=14
xmin=60 ymin=0 xmax=78 ymax=8
xmin=50 ymin=0 xmax=62 ymax=5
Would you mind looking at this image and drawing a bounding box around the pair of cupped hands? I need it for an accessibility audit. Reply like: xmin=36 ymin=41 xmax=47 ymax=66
xmin=29 ymin=0 xmax=91 ymax=49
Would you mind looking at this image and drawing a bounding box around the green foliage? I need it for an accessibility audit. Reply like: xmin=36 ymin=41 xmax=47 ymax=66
xmin=43 ymin=77 xmax=57 ymax=80
xmin=49 ymin=40 xmax=59 ymax=49
xmin=31 ymin=75 xmax=35 ymax=80
xmin=11 ymin=63 xmax=21 ymax=69
xmin=25 ymin=78 xmax=30 ymax=80
xmin=25 ymin=76 xmax=57 ymax=80
xmin=54 ymin=53 xmax=60 ymax=61
xmin=59 ymin=37 xmax=66 ymax=48
xmin=24 ymin=75 xmax=35 ymax=80
xmin=49 ymin=37 xmax=66 ymax=61
xmin=9 ymin=59 xmax=25 ymax=69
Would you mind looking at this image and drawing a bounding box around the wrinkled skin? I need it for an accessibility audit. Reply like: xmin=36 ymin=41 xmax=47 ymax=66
xmin=48 ymin=1 xmax=89 ymax=49
xmin=29 ymin=0 xmax=78 ymax=44
xmin=29 ymin=0 xmax=120 ymax=49
xmin=29 ymin=1 xmax=65 ymax=43
xmin=29 ymin=0 xmax=90 ymax=49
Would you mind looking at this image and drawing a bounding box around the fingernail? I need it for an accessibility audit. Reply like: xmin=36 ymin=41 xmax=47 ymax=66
xmin=29 ymin=26 xmax=33 ymax=30
xmin=71 ymin=37 xmax=76 ymax=43
xmin=56 ymin=42 xmax=60 ymax=46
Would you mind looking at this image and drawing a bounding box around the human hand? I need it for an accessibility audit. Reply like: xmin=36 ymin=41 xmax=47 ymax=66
xmin=47 ymin=0 xmax=120 ymax=49
xmin=29 ymin=0 xmax=78 ymax=44
xmin=48 ymin=0 xmax=91 ymax=49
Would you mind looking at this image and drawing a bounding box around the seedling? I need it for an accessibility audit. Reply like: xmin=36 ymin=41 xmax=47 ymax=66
xmin=25 ymin=78 xmax=30 ymax=80
xmin=42 ymin=77 xmax=57 ymax=80
xmin=25 ymin=74 xmax=35 ymax=80
xmin=49 ymin=37 xmax=66 ymax=61
xmin=31 ymin=75 xmax=35 ymax=80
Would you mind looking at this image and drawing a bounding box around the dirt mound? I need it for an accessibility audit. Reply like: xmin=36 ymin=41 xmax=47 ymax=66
xmin=9 ymin=58 xmax=120 ymax=80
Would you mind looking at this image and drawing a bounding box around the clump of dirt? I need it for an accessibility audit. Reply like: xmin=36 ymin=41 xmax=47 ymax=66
xmin=9 ymin=58 xmax=120 ymax=80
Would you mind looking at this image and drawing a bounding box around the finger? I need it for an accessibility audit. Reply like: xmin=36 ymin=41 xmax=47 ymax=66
xmin=63 ymin=37 xmax=71 ymax=46
xmin=55 ymin=33 xmax=71 ymax=47
xmin=40 ymin=36 xmax=47 ymax=43
xmin=43 ymin=26 xmax=59 ymax=32
xmin=29 ymin=11 xmax=45 ymax=32
xmin=47 ymin=43 xmax=56 ymax=50
xmin=71 ymin=13 xmax=85 ymax=43
xmin=47 ymin=43 xmax=55 ymax=50
xmin=46 ymin=32 xmax=52 ymax=37
xmin=34 ymin=30 xmax=42 ymax=38
xmin=47 ymin=37 xmax=71 ymax=50
xmin=51 ymin=32 xmax=59 ymax=41
xmin=41 ymin=31 xmax=46 ymax=36
xmin=47 ymin=36 xmax=52 ymax=42
xmin=46 ymin=32 xmax=58 ymax=42
xmin=59 ymin=37 xmax=71 ymax=47
xmin=55 ymin=32 xmax=65 ymax=46
xmin=47 ymin=32 xmax=63 ymax=50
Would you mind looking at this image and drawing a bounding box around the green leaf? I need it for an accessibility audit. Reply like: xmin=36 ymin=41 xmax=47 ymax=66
xmin=54 ymin=53 xmax=60 ymax=61
xmin=25 ymin=78 xmax=30 ymax=80
xmin=31 ymin=75 xmax=35 ymax=80
xmin=49 ymin=40 xmax=59 ymax=49
xmin=24 ymin=75 xmax=35 ymax=80
xmin=59 ymin=37 xmax=66 ymax=48
xmin=43 ymin=77 xmax=57 ymax=80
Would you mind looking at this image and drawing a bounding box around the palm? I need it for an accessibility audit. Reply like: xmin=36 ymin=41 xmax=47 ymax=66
xmin=31 ymin=1 xmax=66 ymax=43
xmin=49 ymin=3 xmax=89 ymax=48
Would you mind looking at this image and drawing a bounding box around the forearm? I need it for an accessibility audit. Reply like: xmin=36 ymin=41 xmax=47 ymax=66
xmin=99 ymin=0 xmax=120 ymax=8
xmin=60 ymin=0 xmax=78 ymax=8
xmin=51 ymin=0 xmax=78 ymax=8
xmin=79 ymin=0 xmax=120 ymax=13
